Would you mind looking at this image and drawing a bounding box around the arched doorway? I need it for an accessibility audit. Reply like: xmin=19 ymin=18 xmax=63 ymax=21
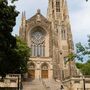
xmin=28 ymin=63 xmax=35 ymax=79
xmin=41 ymin=63 xmax=48 ymax=78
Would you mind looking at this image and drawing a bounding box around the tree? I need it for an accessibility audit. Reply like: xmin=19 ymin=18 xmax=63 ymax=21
xmin=0 ymin=0 xmax=19 ymax=51
xmin=76 ymin=62 xmax=84 ymax=69
xmin=0 ymin=0 xmax=19 ymax=78
xmin=66 ymin=36 xmax=90 ymax=76
xmin=13 ymin=36 xmax=30 ymax=74
xmin=0 ymin=36 xmax=30 ymax=77
xmin=76 ymin=60 xmax=90 ymax=75
xmin=75 ymin=36 xmax=90 ymax=75
xmin=81 ymin=61 xmax=90 ymax=75
xmin=76 ymin=35 xmax=90 ymax=61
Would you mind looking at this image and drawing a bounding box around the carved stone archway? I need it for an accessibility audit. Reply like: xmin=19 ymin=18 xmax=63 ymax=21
xmin=28 ymin=62 xmax=35 ymax=79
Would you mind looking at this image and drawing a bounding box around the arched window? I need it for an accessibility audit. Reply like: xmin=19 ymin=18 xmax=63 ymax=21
xmin=28 ymin=62 xmax=35 ymax=70
xmin=52 ymin=1 xmax=54 ymax=8
xmin=56 ymin=0 xmax=60 ymax=12
xmin=61 ymin=28 xmax=66 ymax=40
xmin=31 ymin=27 xmax=45 ymax=57
xmin=41 ymin=63 xmax=48 ymax=70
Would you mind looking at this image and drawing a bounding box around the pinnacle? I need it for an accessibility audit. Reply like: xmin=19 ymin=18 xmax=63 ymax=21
xmin=37 ymin=9 xmax=41 ymax=14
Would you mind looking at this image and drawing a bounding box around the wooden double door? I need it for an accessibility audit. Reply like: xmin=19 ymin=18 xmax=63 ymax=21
xmin=28 ymin=70 xmax=35 ymax=79
xmin=41 ymin=70 xmax=48 ymax=78
xmin=28 ymin=70 xmax=48 ymax=79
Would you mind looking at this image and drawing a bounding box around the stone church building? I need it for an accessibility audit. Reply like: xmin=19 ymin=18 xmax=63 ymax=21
xmin=19 ymin=0 xmax=78 ymax=80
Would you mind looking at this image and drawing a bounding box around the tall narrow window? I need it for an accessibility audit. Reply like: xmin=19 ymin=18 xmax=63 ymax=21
xmin=52 ymin=1 xmax=54 ymax=8
xmin=61 ymin=28 xmax=66 ymax=40
xmin=64 ymin=57 xmax=67 ymax=64
xmin=31 ymin=44 xmax=34 ymax=56
xmin=31 ymin=27 xmax=45 ymax=57
xmin=56 ymin=0 xmax=60 ymax=12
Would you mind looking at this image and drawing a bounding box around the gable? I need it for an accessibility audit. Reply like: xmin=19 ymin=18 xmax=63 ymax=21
xmin=26 ymin=9 xmax=51 ymax=35
xmin=27 ymin=10 xmax=50 ymax=25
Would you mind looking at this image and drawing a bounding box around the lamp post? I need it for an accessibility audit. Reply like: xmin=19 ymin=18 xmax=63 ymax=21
xmin=83 ymin=78 xmax=85 ymax=90
xmin=82 ymin=76 xmax=85 ymax=90
xmin=17 ymin=75 xmax=19 ymax=90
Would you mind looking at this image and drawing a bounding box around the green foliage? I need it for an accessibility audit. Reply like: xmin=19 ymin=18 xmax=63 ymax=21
xmin=76 ymin=42 xmax=85 ymax=53
xmin=67 ymin=36 xmax=90 ymax=75
xmin=81 ymin=64 xmax=90 ymax=75
xmin=76 ymin=35 xmax=90 ymax=61
xmin=14 ymin=36 xmax=30 ymax=74
xmin=0 ymin=0 xmax=19 ymax=51
xmin=66 ymin=53 xmax=77 ymax=62
xmin=0 ymin=0 xmax=23 ymax=77
xmin=11 ymin=0 xmax=18 ymax=3
xmin=0 ymin=36 xmax=30 ymax=77
xmin=75 ymin=36 xmax=90 ymax=75
xmin=0 ymin=0 xmax=19 ymax=33
xmin=76 ymin=60 xmax=90 ymax=75
xmin=76 ymin=62 xmax=84 ymax=69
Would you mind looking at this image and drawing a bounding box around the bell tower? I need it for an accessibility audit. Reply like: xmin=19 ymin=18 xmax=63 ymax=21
xmin=47 ymin=0 xmax=61 ymax=21
xmin=47 ymin=0 xmax=76 ymax=80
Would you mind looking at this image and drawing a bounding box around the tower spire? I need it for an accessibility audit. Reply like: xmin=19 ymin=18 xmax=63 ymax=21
xmin=19 ymin=11 xmax=26 ymax=40
xmin=47 ymin=0 xmax=75 ymax=79
xmin=21 ymin=11 xmax=26 ymax=25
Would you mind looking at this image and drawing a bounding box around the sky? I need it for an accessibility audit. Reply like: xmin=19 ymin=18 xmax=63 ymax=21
xmin=12 ymin=0 xmax=90 ymax=46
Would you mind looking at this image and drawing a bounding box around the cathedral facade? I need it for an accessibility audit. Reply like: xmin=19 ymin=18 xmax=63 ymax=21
xmin=19 ymin=0 xmax=76 ymax=80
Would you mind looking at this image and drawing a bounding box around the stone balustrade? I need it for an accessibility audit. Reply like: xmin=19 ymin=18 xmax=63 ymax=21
xmin=63 ymin=75 xmax=90 ymax=90
xmin=0 ymin=74 xmax=21 ymax=90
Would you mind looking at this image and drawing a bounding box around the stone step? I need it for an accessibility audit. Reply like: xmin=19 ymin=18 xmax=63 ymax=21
xmin=23 ymin=79 xmax=46 ymax=90
xmin=23 ymin=79 xmax=68 ymax=90
xmin=42 ymin=79 xmax=64 ymax=90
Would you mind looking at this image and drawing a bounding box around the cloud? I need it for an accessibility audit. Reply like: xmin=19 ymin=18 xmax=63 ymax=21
xmin=13 ymin=0 xmax=48 ymax=35
xmin=15 ymin=0 xmax=48 ymax=16
xmin=68 ymin=0 xmax=90 ymax=44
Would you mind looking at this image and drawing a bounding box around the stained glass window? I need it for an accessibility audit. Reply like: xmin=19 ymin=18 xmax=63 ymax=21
xmin=31 ymin=27 xmax=45 ymax=57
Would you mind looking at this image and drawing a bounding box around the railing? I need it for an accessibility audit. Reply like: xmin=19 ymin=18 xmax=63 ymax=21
xmin=77 ymin=88 xmax=90 ymax=90
xmin=84 ymin=75 xmax=90 ymax=78
xmin=63 ymin=75 xmax=90 ymax=80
